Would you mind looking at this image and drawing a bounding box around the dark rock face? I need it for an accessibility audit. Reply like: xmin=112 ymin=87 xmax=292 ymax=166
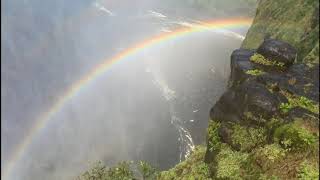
xmin=257 ymin=39 xmax=297 ymax=66
xmin=205 ymin=40 xmax=319 ymax=163
xmin=229 ymin=49 xmax=255 ymax=86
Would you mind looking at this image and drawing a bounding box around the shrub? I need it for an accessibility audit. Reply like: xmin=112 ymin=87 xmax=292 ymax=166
xmin=106 ymin=161 xmax=134 ymax=180
xmin=77 ymin=161 xmax=134 ymax=180
xmin=279 ymin=103 xmax=294 ymax=113
xmin=138 ymin=161 xmax=158 ymax=180
xmin=231 ymin=124 xmax=267 ymax=151
xmin=297 ymin=161 xmax=319 ymax=180
xmin=207 ymin=121 xmax=222 ymax=152
xmin=256 ymin=144 xmax=286 ymax=163
xmin=274 ymin=121 xmax=317 ymax=151
xmin=158 ymin=146 xmax=212 ymax=180
xmin=279 ymin=92 xmax=319 ymax=114
xmin=216 ymin=144 xmax=249 ymax=179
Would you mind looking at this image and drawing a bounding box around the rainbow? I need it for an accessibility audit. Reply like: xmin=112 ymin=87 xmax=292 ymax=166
xmin=2 ymin=17 xmax=252 ymax=179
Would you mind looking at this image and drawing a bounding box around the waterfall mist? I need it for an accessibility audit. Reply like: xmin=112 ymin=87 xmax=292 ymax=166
xmin=1 ymin=0 xmax=254 ymax=179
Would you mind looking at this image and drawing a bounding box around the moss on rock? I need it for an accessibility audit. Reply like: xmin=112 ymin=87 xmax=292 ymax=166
xmin=246 ymin=69 xmax=265 ymax=76
xmin=279 ymin=91 xmax=319 ymax=114
xmin=250 ymin=53 xmax=285 ymax=67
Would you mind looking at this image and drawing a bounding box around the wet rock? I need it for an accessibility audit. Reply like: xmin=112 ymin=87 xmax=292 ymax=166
xmin=257 ymin=39 xmax=297 ymax=66
xmin=205 ymin=40 xmax=319 ymax=165
xmin=229 ymin=49 xmax=255 ymax=86
xmin=236 ymin=80 xmax=280 ymax=120
xmin=210 ymin=90 xmax=241 ymax=123
xmin=218 ymin=124 xmax=234 ymax=147
xmin=285 ymin=107 xmax=319 ymax=121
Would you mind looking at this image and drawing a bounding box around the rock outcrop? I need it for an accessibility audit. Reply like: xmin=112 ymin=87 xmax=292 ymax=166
xmin=257 ymin=38 xmax=297 ymax=66
xmin=204 ymin=39 xmax=319 ymax=179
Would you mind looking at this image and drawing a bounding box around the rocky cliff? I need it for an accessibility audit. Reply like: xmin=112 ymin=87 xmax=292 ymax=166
xmin=203 ymin=38 xmax=319 ymax=179
xmin=158 ymin=40 xmax=319 ymax=180
xmin=160 ymin=0 xmax=319 ymax=179
xmin=201 ymin=0 xmax=319 ymax=178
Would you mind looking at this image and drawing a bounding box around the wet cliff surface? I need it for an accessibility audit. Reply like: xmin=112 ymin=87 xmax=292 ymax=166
xmin=159 ymin=0 xmax=319 ymax=179
xmin=241 ymin=0 xmax=319 ymax=64
xmin=203 ymin=39 xmax=319 ymax=179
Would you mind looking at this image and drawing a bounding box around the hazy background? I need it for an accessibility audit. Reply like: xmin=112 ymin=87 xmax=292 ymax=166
xmin=1 ymin=0 xmax=256 ymax=179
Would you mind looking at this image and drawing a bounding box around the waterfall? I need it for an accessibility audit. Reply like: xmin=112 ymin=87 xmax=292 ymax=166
xmin=146 ymin=62 xmax=195 ymax=162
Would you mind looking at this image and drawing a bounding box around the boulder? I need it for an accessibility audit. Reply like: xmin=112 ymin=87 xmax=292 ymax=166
xmin=257 ymin=39 xmax=297 ymax=66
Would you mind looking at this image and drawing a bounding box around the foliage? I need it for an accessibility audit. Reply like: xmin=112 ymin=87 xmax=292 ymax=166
xmin=77 ymin=161 xmax=134 ymax=180
xmin=304 ymin=42 xmax=319 ymax=64
xmin=138 ymin=161 xmax=158 ymax=180
xmin=207 ymin=120 xmax=221 ymax=152
xmin=274 ymin=121 xmax=317 ymax=151
xmin=246 ymin=69 xmax=265 ymax=76
xmin=158 ymin=146 xmax=212 ymax=180
xmin=107 ymin=161 xmax=134 ymax=180
xmin=297 ymin=161 xmax=319 ymax=180
xmin=279 ymin=92 xmax=319 ymax=114
xmin=294 ymin=96 xmax=319 ymax=114
xmin=77 ymin=162 xmax=108 ymax=180
xmin=279 ymin=102 xmax=294 ymax=113
xmin=250 ymin=53 xmax=285 ymax=67
xmin=266 ymin=117 xmax=284 ymax=130
xmin=256 ymin=144 xmax=286 ymax=163
xmin=216 ymin=144 xmax=249 ymax=179
xmin=231 ymin=124 xmax=267 ymax=151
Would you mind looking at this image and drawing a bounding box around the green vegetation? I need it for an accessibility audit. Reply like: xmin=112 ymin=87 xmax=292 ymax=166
xmin=242 ymin=0 xmax=319 ymax=63
xmin=279 ymin=102 xmax=294 ymax=113
xmin=255 ymin=144 xmax=286 ymax=163
xmin=207 ymin=120 xmax=221 ymax=152
xmin=250 ymin=53 xmax=285 ymax=67
xmin=215 ymin=144 xmax=249 ymax=179
xmin=298 ymin=161 xmax=319 ymax=180
xmin=304 ymin=42 xmax=319 ymax=64
xmin=279 ymin=92 xmax=319 ymax=114
xmin=158 ymin=146 xmax=212 ymax=180
xmin=246 ymin=69 xmax=265 ymax=76
xmin=231 ymin=124 xmax=267 ymax=151
xmin=77 ymin=161 xmax=134 ymax=180
xmin=138 ymin=161 xmax=158 ymax=180
xmin=274 ymin=120 xmax=317 ymax=151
